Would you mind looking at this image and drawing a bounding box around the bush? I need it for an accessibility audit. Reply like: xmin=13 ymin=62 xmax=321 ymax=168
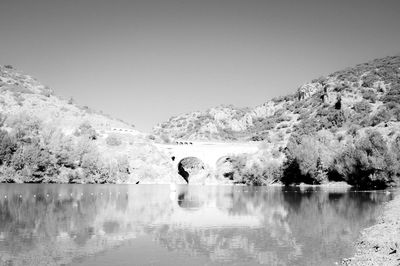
xmin=361 ymin=89 xmax=377 ymax=103
xmin=293 ymin=118 xmax=322 ymax=136
xmin=74 ymin=121 xmax=97 ymax=140
xmin=10 ymin=141 xmax=57 ymax=182
xmin=326 ymin=110 xmax=346 ymax=129
xmin=106 ymin=135 xmax=122 ymax=146
xmin=370 ymin=108 xmax=391 ymax=126
xmin=147 ymin=134 xmax=156 ymax=141
xmin=40 ymin=86 xmax=54 ymax=97
xmin=284 ymin=135 xmax=323 ymax=184
xmin=242 ymin=161 xmax=281 ymax=186
xmin=361 ymin=74 xmax=377 ymax=88
xmin=160 ymin=134 xmax=171 ymax=144
xmin=6 ymin=113 xmax=42 ymax=140
xmin=13 ymin=92 xmax=24 ymax=106
xmin=283 ymin=131 xmax=343 ymax=185
xmin=333 ymin=130 xmax=399 ymax=188
xmin=0 ymin=130 xmax=17 ymax=165
xmin=347 ymin=124 xmax=361 ymax=137
xmin=0 ymin=113 xmax=135 ymax=184
xmin=353 ymin=100 xmax=371 ymax=114
xmin=382 ymin=84 xmax=400 ymax=104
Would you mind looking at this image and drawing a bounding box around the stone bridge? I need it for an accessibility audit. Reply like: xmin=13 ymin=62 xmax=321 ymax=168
xmin=155 ymin=141 xmax=260 ymax=171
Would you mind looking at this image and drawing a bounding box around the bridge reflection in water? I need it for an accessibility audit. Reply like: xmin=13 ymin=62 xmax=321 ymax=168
xmin=0 ymin=184 xmax=393 ymax=266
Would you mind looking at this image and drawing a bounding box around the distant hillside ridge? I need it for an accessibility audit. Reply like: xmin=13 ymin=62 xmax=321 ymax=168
xmin=153 ymin=55 xmax=400 ymax=142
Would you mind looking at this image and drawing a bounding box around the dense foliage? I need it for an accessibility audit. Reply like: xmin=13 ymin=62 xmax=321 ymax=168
xmin=0 ymin=113 xmax=130 ymax=183
xmin=281 ymin=129 xmax=400 ymax=188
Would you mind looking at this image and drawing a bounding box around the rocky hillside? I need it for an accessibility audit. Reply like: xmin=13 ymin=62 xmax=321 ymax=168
xmin=0 ymin=65 xmax=139 ymax=134
xmin=154 ymin=55 xmax=400 ymax=143
xmin=0 ymin=65 xmax=178 ymax=184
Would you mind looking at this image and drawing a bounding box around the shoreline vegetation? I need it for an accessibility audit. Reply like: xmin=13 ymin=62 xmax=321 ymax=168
xmin=342 ymin=193 xmax=400 ymax=266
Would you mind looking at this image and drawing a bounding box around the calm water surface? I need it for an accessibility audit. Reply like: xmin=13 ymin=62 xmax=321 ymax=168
xmin=0 ymin=184 xmax=395 ymax=266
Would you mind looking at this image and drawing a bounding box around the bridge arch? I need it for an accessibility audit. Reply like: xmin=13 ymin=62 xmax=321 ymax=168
xmin=177 ymin=157 xmax=205 ymax=183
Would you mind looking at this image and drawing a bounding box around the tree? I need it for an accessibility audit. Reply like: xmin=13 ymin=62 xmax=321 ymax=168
xmin=106 ymin=134 xmax=122 ymax=146
xmin=10 ymin=141 xmax=57 ymax=182
xmin=42 ymin=128 xmax=75 ymax=168
xmin=333 ymin=130 xmax=397 ymax=188
xmin=6 ymin=113 xmax=42 ymax=141
xmin=283 ymin=130 xmax=341 ymax=184
xmin=74 ymin=121 xmax=97 ymax=140
xmin=0 ymin=130 xmax=17 ymax=165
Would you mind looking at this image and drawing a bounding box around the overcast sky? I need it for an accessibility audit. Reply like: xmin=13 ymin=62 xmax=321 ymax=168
xmin=0 ymin=0 xmax=399 ymax=131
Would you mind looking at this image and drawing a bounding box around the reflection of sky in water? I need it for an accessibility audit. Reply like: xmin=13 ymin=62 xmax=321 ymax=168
xmin=0 ymin=185 xmax=393 ymax=266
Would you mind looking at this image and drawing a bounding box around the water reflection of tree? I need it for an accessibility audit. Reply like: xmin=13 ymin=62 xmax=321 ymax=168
xmin=154 ymin=186 xmax=300 ymax=264
xmin=282 ymin=189 xmax=393 ymax=265
xmin=153 ymin=187 xmax=391 ymax=265
xmin=0 ymin=185 xmax=140 ymax=265
xmin=0 ymin=185 xmax=392 ymax=266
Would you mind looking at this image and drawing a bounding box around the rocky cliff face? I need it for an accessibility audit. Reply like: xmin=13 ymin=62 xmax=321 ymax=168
xmin=153 ymin=55 xmax=400 ymax=144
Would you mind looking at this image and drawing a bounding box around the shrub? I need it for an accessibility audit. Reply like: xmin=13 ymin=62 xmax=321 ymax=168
xmin=283 ymin=131 xmax=341 ymax=185
xmin=382 ymin=84 xmax=400 ymax=104
xmin=6 ymin=113 xmax=42 ymax=140
xmin=147 ymin=134 xmax=156 ymax=141
xmin=319 ymin=109 xmax=346 ymax=129
xmin=106 ymin=135 xmax=122 ymax=146
xmin=40 ymin=86 xmax=53 ymax=97
xmin=361 ymin=89 xmax=377 ymax=103
xmin=7 ymin=85 xmax=33 ymax=94
xmin=353 ymin=100 xmax=371 ymax=114
xmin=347 ymin=124 xmax=361 ymax=137
xmin=293 ymin=118 xmax=322 ymax=136
xmin=160 ymin=134 xmax=171 ymax=144
xmin=361 ymin=74 xmax=377 ymax=88
xmin=276 ymin=123 xmax=288 ymax=129
xmin=242 ymin=161 xmax=281 ymax=186
xmin=74 ymin=121 xmax=97 ymax=140
xmin=12 ymin=92 xmax=24 ymax=105
xmin=0 ymin=130 xmax=17 ymax=165
xmin=370 ymin=108 xmax=391 ymax=126
xmin=311 ymin=76 xmax=327 ymax=85
xmin=36 ymin=128 xmax=75 ymax=169
xmin=223 ymin=154 xmax=281 ymax=185
xmin=0 ymin=113 xmax=134 ymax=184
xmin=284 ymin=135 xmax=322 ymax=183
xmin=391 ymin=107 xmax=400 ymax=121
xmin=10 ymin=141 xmax=58 ymax=182
xmin=333 ymin=130 xmax=398 ymax=188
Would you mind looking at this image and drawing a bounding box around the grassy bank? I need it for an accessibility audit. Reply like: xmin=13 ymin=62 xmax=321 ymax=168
xmin=343 ymin=192 xmax=400 ymax=265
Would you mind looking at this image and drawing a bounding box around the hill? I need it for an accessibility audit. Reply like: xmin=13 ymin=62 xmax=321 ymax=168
xmin=154 ymin=55 xmax=400 ymax=188
xmin=154 ymin=55 xmax=400 ymax=143
xmin=0 ymin=65 xmax=178 ymax=184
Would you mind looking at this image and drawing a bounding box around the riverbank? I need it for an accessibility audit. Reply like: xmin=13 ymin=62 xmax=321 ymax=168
xmin=342 ymin=192 xmax=400 ymax=266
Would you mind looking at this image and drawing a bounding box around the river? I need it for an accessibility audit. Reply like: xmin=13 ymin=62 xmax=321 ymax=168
xmin=0 ymin=184 xmax=394 ymax=266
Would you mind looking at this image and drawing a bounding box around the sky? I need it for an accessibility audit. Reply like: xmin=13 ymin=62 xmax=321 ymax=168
xmin=0 ymin=0 xmax=399 ymax=132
